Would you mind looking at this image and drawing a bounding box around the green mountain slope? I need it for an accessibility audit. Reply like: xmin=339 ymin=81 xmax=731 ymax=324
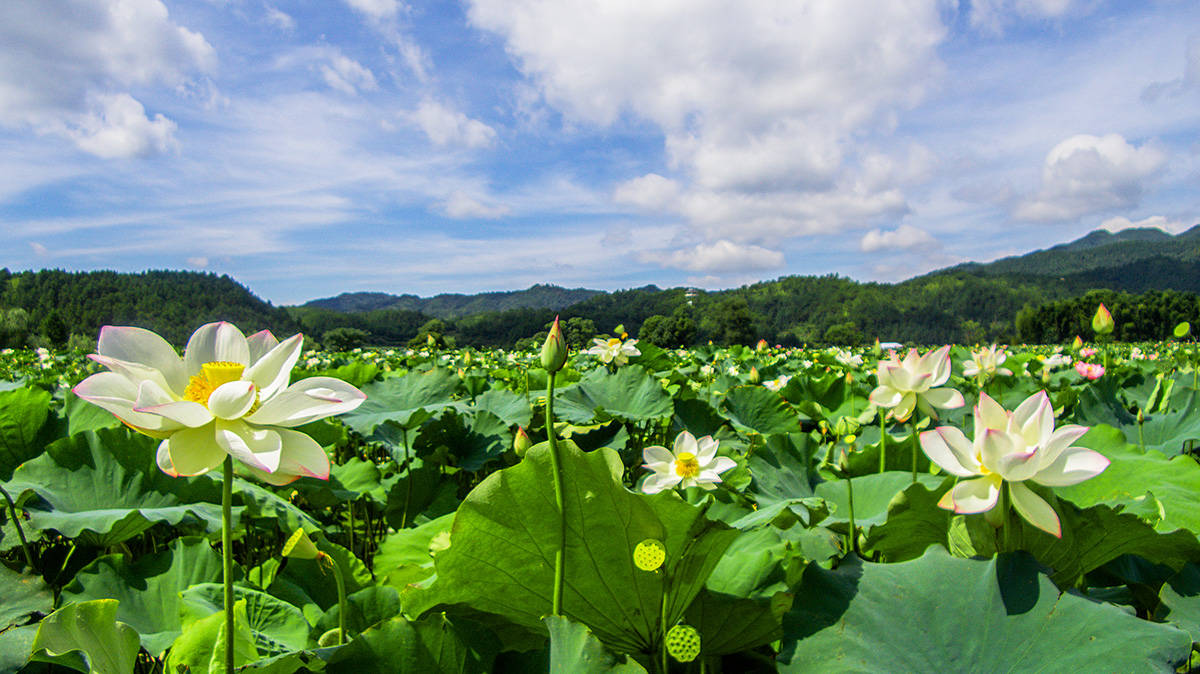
xmin=303 ymin=284 xmax=602 ymax=319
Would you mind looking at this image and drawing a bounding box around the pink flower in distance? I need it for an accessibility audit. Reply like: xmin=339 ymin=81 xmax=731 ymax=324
xmin=1074 ymin=362 xmax=1105 ymax=380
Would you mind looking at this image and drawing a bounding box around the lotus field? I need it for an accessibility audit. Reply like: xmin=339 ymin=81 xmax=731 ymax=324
xmin=6 ymin=318 xmax=1200 ymax=672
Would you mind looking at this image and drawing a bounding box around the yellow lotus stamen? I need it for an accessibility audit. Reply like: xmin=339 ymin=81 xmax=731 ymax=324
xmin=633 ymin=539 xmax=666 ymax=571
xmin=674 ymin=452 xmax=700 ymax=479
xmin=184 ymin=361 xmax=246 ymax=406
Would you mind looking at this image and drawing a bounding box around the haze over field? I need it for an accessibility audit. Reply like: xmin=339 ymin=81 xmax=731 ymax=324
xmin=0 ymin=1 xmax=1196 ymax=304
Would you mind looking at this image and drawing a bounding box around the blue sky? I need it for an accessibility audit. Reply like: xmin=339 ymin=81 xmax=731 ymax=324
xmin=0 ymin=1 xmax=1196 ymax=305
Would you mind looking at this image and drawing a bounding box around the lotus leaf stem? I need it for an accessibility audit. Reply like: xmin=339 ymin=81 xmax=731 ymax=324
xmin=222 ymin=455 xmax=234 ymax=674
xmin=0 ymin=485 xmax=34 ymax=570
xmin=546 ymin=370 xmax=566 ymax=616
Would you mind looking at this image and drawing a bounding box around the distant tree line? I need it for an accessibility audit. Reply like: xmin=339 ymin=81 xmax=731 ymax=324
xmin=5 ymin=267 xmax=1199 ymax=351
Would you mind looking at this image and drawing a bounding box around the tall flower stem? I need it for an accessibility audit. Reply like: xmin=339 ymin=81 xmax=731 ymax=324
xmin=911 ymin=422 xmax=920 ymax=484
xmin=0 ymin=485 xmax=34 ymax=570
xmin=546 ymin=370 xmax=566 ymax=616
xmin=325 ymin=553 xmax=348 ymax=646
xmin=659 ymin=577 xmax=669 ymax=674
xmin=878 ymin=410 xmax=887 ymax=473
xmin=221 ymin=455 xmax=234 ymax=674
xmin=846 ymin=474 xmax=858 ymax=556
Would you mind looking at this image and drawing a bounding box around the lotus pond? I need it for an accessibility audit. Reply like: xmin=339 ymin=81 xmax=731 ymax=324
xmin=3 ymin=331 xmax=1200 ymax=672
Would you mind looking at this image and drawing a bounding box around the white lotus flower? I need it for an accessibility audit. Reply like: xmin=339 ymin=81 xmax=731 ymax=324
xmin=641 ymin=431 xmax=735 ymax=494
xmin=962 ymin=344 xmax=1012 ymax=379
xmin=584 ymin=337 xmax=641 ymax=366
xmin=73 ymin=322 xmax=366 ymax=485
xmin=763 ymin=375 xmax=791 ymax=392
xmin=919 ymin=391 xmax=1109 ymax=537
xmin=868 ymin=345 xmax=965 ymax=422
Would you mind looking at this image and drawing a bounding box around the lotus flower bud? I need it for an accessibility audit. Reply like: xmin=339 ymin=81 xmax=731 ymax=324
xmin=541 ymin=316 xmax=567 ymax=372
xmin=513 ymin=426 xmax=532 ymax=458
xmin=1175 ymin=322 xmax=1191 ymax=339
xmin=1072 ymin=335 xmax=1083 ymax=350
xmin=756 ymin=339 xmax=769 ymax=352
xmin=748 ymin=366 xmax=760 ymax=384
xmin=1092 ymin=303 xmax=1114 ymax=336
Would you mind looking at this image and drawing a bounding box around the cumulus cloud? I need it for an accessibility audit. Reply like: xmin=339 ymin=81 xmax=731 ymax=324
xmin=343 ymin=0 xmax=401 ymax=21
xmin=410 ymin=100 xmax=497 ymax=149
xmin=859 ymin=225 xmax=939 ymax=253
xmin=1100 ymin=215 xmax=1190 ymax=235
xmin=656 ymin=240 xmax=785 ymax=274
xmin=320 ymin=54 xmax=378 ymax=95
xmin=440 ymin=193 xmax=510 ymax=219
xmin=265 ymin=6 xmax=296 ymax=31
xmin=1016 ymin=134 xmax=1168 ymax=222
xmin=466 ymin=0 xmax=946 ymax=270
xmin=0 ymin=0 xmax=214 ymax=158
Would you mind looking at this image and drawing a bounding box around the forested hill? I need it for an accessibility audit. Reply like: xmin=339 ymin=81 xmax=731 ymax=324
xmin=0 ymin=268 xmax=298 ymax=347
xmin=935 ymin=225 xmax=1200 ymax=292
xmin=303 ymin=284 xmax=602 ymax=319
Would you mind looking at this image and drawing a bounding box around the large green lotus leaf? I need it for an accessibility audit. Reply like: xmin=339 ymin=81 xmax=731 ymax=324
xmin=1072 ymin=377 xmax=1137 ymax=429
xmin=704 ymin=527 xmax=789 ymax=599
xmin=405 ymin=441 xmax=740 ymax=654
xmin=543 ymin=616 xmax=647 ymax=673
xmin=862 ymin=477 xmax=954 ymax=562
xmin=749 ymin=433 xmax=816 ymax=505
xmin=553 ymin=366 xmax=673 ymax=424
xmin=314 ymin=585 xmax=403 ymax=637
xmin=685 ymin=588 xmax=790 ymax=657
xmin=1131 ymin=388 xmax=1200 ymax=456
xmin=420 ymin=409 xmax=510 ymax=472
xmin=470 ymin=388 xmax=533 ymax=429
xmin=236 ymin=649 xmax=328 ymax=673
xmin=0 ymin=564 xmax=52 ymax=630
xmin=780 ymin=373 xmax=847 ymax=417
xmin=814 ymin=472 xmax=943 ymax=530
xmin=0 ymin=386 xmax=52 ymax=481
xmin=843 ymin=425 xmax=935 ymax=477
xmin=1158 ymin=563 xmax=1200 ymax=642
xmin=64 ymin=390 xmax=120 ymax=438
xmin=165 ymin=600 xmax=259 ymax=674
xmin=61 ymin=536 xmax=227 ymax=655
xmin=0 ymin=624 xmax=38 ymax=673
xmin=672 ymin=397 xmax=726 ymax=439
xmin=949 ymin=499 xmax=1200 ymax=589
xmin=29 ymin=599 xmax=141 ymax=674
xmin=323 ymin=614 xmax=498 ymax=674
xmin=1057 ymin=425 xmax=1200 ymax=536
xmin=3 ymin=429 xmax=228 ymax=546
xmin=717 ymin=385 xmax=804 ymax=435
xmin=266 ymin=539 xmax=372 ymax=619
xmin=180 ymin=583 xmax=310 ymax=656
xmin=375 ymin=513 xmax=455 ymax=590
xmin=341 ymin=369 xmax=460 ymax=434
xmin=778 ymin=548 xmax=1191 ymax=672
xmin=228 ymin=476 xmax=321 ymax=534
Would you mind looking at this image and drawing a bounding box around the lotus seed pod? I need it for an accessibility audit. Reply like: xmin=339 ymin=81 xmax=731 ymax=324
xmin=665 ymin=624 xmax=701 ymax=662
xmin=541 ymin=316 xmax=567 ymax=372
xmin=633 ymin=539 xmax=666 ymax=571
xmin=281 ymin=528 xmax=319 ymax=560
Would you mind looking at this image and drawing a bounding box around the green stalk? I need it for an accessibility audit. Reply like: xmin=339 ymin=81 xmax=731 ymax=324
xmin=0 ymin=485 xmax=34 ymax=570
xmin=911 ymin=421 xmax=920 ymax=484
xmin=328 ymin=554 xmax=348 ymax=646
xmin=222 ymin=456 xmax=234 ymax=674
xmin=846 ymin=474 xmax=857 ymax=556
xmin=878 ymin=410 xmax=887 ymax=473
xmin=546 ymin=370 xmax=566 ymax=616
xmin=659 ymin=580 xmax=669 ymax=674
xmin=400 ymin=427 xmax=412 ymax=529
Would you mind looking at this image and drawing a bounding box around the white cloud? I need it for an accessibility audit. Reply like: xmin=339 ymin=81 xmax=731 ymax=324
xmin=410 ymin=100 xmax=497 ymax=149
xmin=859 ymin=225 xmax=939 ymax=253
xmin=67 ymin=94 xmax=178 ymax=158
xmin=613 ymin=174 xmax=681 ymax=211
xmin=0 ymin=0 xmax=214 ymax=157
xmin=657 ymin=240 xmax=784 ymax=274
xmin=466 ymin=0 xmax=946 ymax=265
xmin=1016 ymin=133 xmax=1168 ymax=222
xmin=343 ymin=0 xmax=401 ymax=21
xmin=969 ymin=0 xmax=1081 ymax=34
xmin=1143 ymin=36 xmax=1200 ymax=101
xmin=264 ymin=6 xmax=295 ymax=31
xmin=187 ymin=256 xmax=209 ymax=267
xmin=440 ymin=193 xmax=510 ymax=219
xmin=1100 ymin=215 xmax=1190 ymax=235
xmin=29 ymin=242 xmax=48 ymax=256
xmin=320 ymin=54 xmax=378 ymax=95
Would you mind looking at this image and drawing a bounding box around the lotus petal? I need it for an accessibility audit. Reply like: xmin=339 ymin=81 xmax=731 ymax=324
xmin=97 ymin=326 xmax=187 ymax=393
xmin=945 ymin=476 xmax=1001 ymax=514
xmin=184 ymin=322 xmax=249 ymax=373
xmin=920 ymin=428 xmax=978 ymax=477
xmin=245 ymin=333 xmax=303 ymax=399
xmin=1009 ymin=482 xmax=1061 ymax=537
xmin=164 ymin=425 xmax=226 ymax=476
xmin=207 ymin=381 xmax=258 ymax=420
xmin=1032 ymin=447 xmax=1110 ymax=487
xmin=215 ymin=420 xmax=282 ymax=474
xmin=246 ymin=377 xmax=366 ymax=427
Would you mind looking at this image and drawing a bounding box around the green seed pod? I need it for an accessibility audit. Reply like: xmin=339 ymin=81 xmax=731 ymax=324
xmin=633 ymin=539 xmax=666 ymax=571
xmin=665 ymin=624 xmax=701 ymax=662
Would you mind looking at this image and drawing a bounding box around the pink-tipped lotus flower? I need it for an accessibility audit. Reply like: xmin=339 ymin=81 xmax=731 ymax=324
xmin=1075 ymin=362 xmax=1105 ymax=380
xmin=868 ymin=345 xmax=965 ymax=422
xmin=962 ymin=344 xmax=1013 ymax=379
xmin=919 ymin=391 xmax=1109 ymax=537
xmin=73 ymin=322 xmax=366 ymax=485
